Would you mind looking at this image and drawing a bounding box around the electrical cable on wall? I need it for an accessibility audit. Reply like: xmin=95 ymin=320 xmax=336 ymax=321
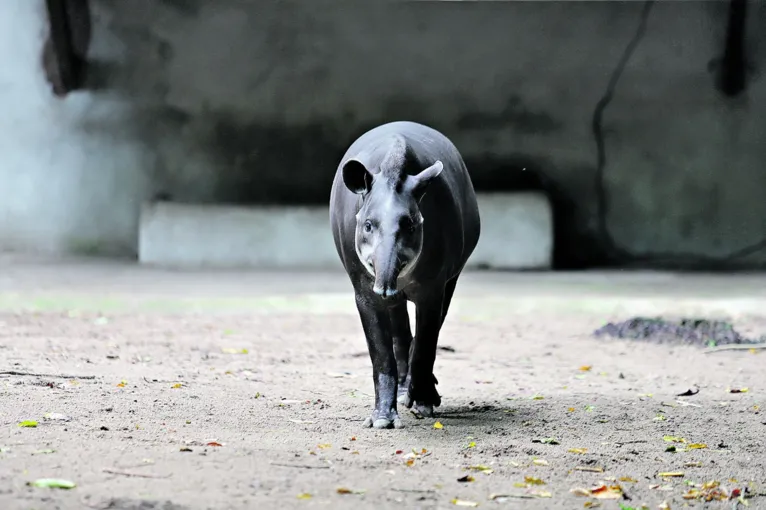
xmin=591 ymin=0 xmax=766 ymax=269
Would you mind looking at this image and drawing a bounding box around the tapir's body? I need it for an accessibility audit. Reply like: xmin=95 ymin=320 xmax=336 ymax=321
xmin=329 ymin=121 xmax=480 ymax=429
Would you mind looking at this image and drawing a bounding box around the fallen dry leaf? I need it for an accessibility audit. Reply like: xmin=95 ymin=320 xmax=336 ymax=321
xmin=571 ymin=484 xmax=623 ymax=500
xmin=457 ymin=475 xmax=475 ymax=483
xmin=524 ymin=476 xmax=545 ymax=485
xmin=579 ymin=365 xmax=593 ymax=372
xmin=619 ymin=477 xmax=638 ymax=483
xmin=662 ymin=436 xmax=687 ymax=444
xmin=317 ymin=443 xmax=331 ymax=449
xmin=296 ymin=493 xmax=312 ymax=500
xmin=658 ymin=472 xmax=684 ymax=478
xmin=171 ymin=383 xmax=182 ymax=389
xmin=532 ymin=459 xmax=549 ymax=466
xmin=685 ymin=443 xmax=707 ymax=450
xmin=657 ymin=501 xmax=671 ymax=510
xmin=568 ymin=448 xmax=588 ymax=454
xmin=467 ymin=465 xmax=494 ymax=474
xmin=575 ymin=466 xmax=604 ymax=473
xmin=728 ymin=387 xmax=749 ymax=394
xmin=451 ymin=499 xmax=479 ymax=507
xmin=336 ymin=487 xmax=366 ymax=495
xmin=206 ymin=442 xmax=223 ymax=447
xmin=221 ymin=347 xmax=248 ymax=354
xmin=433 ymin=421 xmax=444 ymax=429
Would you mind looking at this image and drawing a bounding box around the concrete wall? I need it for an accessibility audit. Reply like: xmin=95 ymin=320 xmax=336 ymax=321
xmin=0 ymin=0 xmax=764 ymax=267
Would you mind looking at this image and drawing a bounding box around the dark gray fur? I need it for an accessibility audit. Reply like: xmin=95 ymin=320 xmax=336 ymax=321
xmin=329 ymin=121 xmax=481 ymax=429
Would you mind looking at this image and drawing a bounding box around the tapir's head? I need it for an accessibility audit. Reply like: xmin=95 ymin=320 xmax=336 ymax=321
xmin=341 ymin=140 xmax=443 ymax=299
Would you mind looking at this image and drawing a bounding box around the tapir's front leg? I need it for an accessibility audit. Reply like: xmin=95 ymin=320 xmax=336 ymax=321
xmin=354 ymin=293 xmax=403 ymax=429
xmin=402 ymin=293 xmax=444 ymax=418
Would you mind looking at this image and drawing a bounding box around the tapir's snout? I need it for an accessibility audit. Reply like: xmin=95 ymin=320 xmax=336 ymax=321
xmin=372 ymin=282 xmax=399 ymax=298
xmin=371 ymin=241 xmax=402 ymax=299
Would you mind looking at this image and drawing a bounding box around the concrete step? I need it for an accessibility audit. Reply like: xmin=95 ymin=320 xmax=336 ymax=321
xmin=138 ymin=192 xmax=552 ymax=270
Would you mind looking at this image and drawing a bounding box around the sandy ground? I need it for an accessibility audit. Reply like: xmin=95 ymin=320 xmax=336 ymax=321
xmin=1 ymin=255 xmax=765 ymax=510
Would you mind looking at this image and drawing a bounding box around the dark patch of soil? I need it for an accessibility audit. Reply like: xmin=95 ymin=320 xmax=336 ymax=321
xmin=593 ymin=317 xmax=760 ymax=347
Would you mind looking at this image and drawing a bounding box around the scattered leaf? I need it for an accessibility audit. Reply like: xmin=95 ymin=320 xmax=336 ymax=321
xmin=116 ymin=380 xmax=127 ymax=388
xmin=568 ymin=407 xmax=576 ymax=412
xmin=206 ymin=442 xmax=223 ymax=447
xmin=530 ymin=490 xmax=552 ymax=498
xmin=571 ymin=485 xmax=623 ymax=499
xmin=658 ymin=472 xmax=684 ymax=478
xmin=579 ymin=365 xmax=593 ymax=372
xmin=180 ymin=447 xmax=193 ymax=452
xmin=684 ymin=461 xmax=703 ymax=467
xmin=317 ymin=443 xmax=331 ymax=449
xmin=657 ymin=501 xmax=671 ymax=510
xmin=221 ymin=348 xmax=248 ymax=355
xmin=524 ymin=476 xmax=546 ymax=485
xmin=171 ymin=383 xmax=182 ymax=389
xmin=619 ymin=477 xmax=638 ymax=483
xmin=729 ymin=388 xmax=749 ymax=394
xmin=336 ymin=487 xmax=365 ymax=495
xmin=532 ymin=459 xmax=549 ymax=466
xmin=467 ymin=465 xmax=494 ymax=474
xmin=451 ymin=499 xmax=479 ymax=507
xmin=27 ymin=478 xmax=76 ymax=489
xmin=433 ymin=421 xmax=444 ymax=429
xmin=685 ymin=443 xmax=707 ymax=450
xmin=585 ymin=502 xmax=602 ymax=508
xmin=584 ymin=405 xmax=595 ymax=412
xmin=534 ymin=437 xmax=560 ymax=445
xmin=568 ymin=448 xmax=588 ymax=454
xmin=467 ymin=441 xmax=476 ymax=448
xmin=591 ymin=484 xmax=623 ymax=499
xmin=531 ymin=394 xmax=545 ymax=400
xmin=18 ymin=420 xmax=38 ymax=428
xmin=457 ymin=475 xmax=475 ymax=483
xmin=575 ymin=466 xmax=604 ymax=473
xmin=296 ymin=493 xmax=312 ymax=500
xmin=654 ymin=414 xmax=666 ymax=421
xmin=663 ymin=436 xmax=687 ymax=444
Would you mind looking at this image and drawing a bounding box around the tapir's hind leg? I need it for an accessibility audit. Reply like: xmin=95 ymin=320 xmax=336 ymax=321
xmin=401 ymin=289 xmax=446 ymax=418
xmin=390 ymin=301 xmax=413 ymax=405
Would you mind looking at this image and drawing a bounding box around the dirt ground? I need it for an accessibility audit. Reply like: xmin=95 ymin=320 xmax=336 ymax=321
xmin=1 ymin=255 xmax=765 ymax=510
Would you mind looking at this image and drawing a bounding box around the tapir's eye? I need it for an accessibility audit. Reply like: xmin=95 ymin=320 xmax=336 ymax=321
xmin=363 ymin=220 xmax=373 ymax=233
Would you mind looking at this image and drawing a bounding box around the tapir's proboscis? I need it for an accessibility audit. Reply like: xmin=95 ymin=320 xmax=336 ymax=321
xmin=329 ymin=121 xmax=481 ymax=429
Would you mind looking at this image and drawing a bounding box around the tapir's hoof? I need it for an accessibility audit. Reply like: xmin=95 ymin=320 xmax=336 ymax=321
xmin=398 ymin=392 xmax=412 ymax=407
xmin=363 ymin=410 xmax=404 ymax=429
xmin=415 ymin=403 xmax=435 ymax=418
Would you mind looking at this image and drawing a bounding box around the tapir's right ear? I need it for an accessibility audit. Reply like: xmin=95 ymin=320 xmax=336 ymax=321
xmin=342 ymin=159 xmax=373 ymax=195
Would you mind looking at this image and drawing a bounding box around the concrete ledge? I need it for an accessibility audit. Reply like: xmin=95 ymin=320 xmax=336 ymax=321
xmin=138 ymin=192 xmax=552 ymax=270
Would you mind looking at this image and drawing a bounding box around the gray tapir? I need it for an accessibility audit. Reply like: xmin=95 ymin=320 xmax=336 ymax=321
xmin=329 ymin=121 xmax=481 ymax=429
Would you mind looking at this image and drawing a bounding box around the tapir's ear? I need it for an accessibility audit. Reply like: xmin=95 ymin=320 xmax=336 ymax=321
xmin=408 ymin=160 xmax=443 ymax=201
xmin=342 ymin=159 xmax=373 ymax=195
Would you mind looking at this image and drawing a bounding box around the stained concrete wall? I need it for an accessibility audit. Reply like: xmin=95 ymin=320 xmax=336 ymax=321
xmin=0 ymin=0 xmax=764 ymax=267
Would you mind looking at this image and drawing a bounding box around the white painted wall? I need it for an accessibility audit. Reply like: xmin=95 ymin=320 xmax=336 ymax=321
xmin=0 ymin=0 xmax=149 ymax=255
xmin=1 ymin=0 xmax=764 ymax=268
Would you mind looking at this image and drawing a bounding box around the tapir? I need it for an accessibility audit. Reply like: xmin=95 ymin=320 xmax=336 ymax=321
xmin=329 ymin=121 xmax=481 ymax=429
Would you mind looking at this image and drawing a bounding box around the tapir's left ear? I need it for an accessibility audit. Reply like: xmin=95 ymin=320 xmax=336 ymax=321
xmin=408 ymin=160 xmax=443 ymax=201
